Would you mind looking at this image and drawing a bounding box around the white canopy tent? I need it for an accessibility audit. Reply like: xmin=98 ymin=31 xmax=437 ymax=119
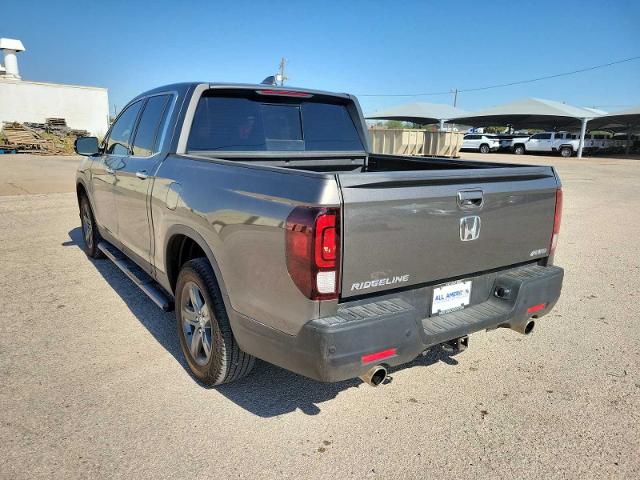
xmin=366 ymin=102 xmax=468 ymax=126
xmin=587 ymin=105 xmax=640 ymax=130
xmin=587 ymin=105 xmax=640 ymax=154
xmin=450 ymin=98 xmax=604 ymax=158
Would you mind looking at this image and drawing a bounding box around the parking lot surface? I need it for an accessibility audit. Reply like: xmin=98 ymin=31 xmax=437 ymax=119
xmin=1 ymin=153 xmax=639 ymax=479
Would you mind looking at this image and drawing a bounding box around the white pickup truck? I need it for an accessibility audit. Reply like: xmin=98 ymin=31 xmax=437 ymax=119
xmin=513 ymin=132 xmax=585 ymax=157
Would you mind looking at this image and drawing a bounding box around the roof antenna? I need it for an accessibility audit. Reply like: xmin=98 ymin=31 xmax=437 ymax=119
xmin=277 ymin=57 xmax=288 ymax=86
xmin=261 ymin=58 xmax=288 ymax=86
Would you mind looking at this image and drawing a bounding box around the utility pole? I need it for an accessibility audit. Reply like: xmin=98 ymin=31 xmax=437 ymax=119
xmin=277 ymin=57 xmax=288 ymax=86
xmin=451 ymin=88 xmax=458 ymax=107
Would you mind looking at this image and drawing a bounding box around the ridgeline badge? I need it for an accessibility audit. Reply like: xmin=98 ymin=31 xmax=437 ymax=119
xmin=351 ymin=274 xmax=410 ymax=291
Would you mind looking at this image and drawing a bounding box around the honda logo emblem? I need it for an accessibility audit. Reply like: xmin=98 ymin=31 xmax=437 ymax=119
xmin=460 ymin=216 xmax=481 ymax=241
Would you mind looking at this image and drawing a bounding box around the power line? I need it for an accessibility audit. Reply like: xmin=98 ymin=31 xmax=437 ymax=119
xmin=357 ymin=55 xmax=640 ymax=97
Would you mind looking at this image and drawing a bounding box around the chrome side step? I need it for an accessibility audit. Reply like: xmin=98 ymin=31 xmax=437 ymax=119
xmin=97 ymin=241 xmax=174 ymax=312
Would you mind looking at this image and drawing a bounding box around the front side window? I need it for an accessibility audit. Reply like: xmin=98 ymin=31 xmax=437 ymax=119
xmin=106 ymin=100 xmax=143 ymax=155
xmin=132 ymin=95 xmax=171 ymax=157
xmin=187 ymin=92 xmax=363 ymax=152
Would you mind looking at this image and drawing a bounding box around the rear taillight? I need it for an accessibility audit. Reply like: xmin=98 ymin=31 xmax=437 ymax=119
xmin=285 ymin=207 xmax=340 ymax=300
xmin=550 ymin=188 xmax=563 ymax=255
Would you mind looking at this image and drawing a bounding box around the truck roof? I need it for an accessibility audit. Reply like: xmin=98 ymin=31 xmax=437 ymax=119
xmin=132 ymin=82 xmax=352 ymax=102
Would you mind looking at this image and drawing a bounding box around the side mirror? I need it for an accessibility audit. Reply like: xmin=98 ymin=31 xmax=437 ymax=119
xmin=75 ymin=136 xmax=100 ymax=156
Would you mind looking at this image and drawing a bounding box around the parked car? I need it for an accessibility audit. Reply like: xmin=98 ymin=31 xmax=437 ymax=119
xmin=75 ymin=82 xmax=564 ymax=387
xmin=461 ymin=133 xmax=500 ymax=153
xmin=611 ymin=133 xmax=636 ymax=153
xmin=495 ymin=134 xmax=530 ymax=152
xmin=513 ymin=131 xmax=585 ymax=157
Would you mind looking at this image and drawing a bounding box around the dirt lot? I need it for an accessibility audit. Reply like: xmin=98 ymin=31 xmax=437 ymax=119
xmin=1 ymin=153 xmax=639 ymax=479
xmin=0 ymin=155 xmax=79 ymax=195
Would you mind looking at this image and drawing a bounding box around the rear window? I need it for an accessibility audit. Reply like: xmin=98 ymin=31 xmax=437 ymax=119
xmin=187 ymin=92 xmax=363 ymax=152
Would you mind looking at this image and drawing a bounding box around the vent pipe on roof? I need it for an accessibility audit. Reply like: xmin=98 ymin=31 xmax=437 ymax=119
xmin=0 ymin=38 xmax=26 ymax=79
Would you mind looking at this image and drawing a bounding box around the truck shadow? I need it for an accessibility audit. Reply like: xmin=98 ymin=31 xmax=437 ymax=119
xmin=65 ymin=227 xmax=462 ymax=418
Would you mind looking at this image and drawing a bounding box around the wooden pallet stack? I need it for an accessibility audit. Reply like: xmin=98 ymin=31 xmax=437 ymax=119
xmin=1 ymin=119 xmax=87 ymax=154
xmin=46 ymin=117 xmax=67 ymax=129
xmin=0 ymin=122 xmax=53 ymax=153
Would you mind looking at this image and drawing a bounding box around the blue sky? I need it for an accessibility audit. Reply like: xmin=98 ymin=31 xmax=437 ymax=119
xmin=3 ymin=0 xmax=639 ymax=115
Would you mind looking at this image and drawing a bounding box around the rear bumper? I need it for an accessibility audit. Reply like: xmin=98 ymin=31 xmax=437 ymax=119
xmin=231 ymin=264 xmax=563 ymax=382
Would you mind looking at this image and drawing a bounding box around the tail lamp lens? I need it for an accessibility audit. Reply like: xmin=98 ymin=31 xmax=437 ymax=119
xmin=285 ymin=207 xmax=340 ymax=300
xmin=550 ymin=188 xmax=563 ymax=254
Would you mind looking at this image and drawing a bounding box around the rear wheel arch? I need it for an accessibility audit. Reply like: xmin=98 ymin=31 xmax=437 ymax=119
xmin=164 ymin=226 xmax=230 ymax=308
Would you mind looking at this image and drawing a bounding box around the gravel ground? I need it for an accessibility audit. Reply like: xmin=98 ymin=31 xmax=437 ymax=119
xmin=0 ymin=153 xmax=638 ymax=479
xmin=0 ymin=155 xmax=79 ymax=195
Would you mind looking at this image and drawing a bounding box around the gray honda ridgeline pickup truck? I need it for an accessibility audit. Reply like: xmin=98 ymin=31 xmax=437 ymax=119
xmin=75 ymin=83 xmax=564 ymax=387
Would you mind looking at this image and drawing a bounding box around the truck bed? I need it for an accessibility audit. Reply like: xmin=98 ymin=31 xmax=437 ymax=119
xmin=195 ymin=152 xmax=559 ymax=299
xmin=209 ymin=152 xmax=519 ymax=174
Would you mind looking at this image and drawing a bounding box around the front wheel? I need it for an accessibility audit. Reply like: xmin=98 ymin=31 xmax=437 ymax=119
xmin=79 ymin=195 xmax=103 ymax=258
xmin=560 ymin=146 xmax=573 ymax=157
xmin=513 ymin=145 xmax=525 ymax=155
xmin=479 ymin=144 xmax=490 ymax=154
xmin=175 ymin=258 xmax=255 ymax=385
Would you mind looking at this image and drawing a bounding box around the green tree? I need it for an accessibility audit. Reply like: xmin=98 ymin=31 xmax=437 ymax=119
xmin=384 ymin=120 xmax=407 ymax=129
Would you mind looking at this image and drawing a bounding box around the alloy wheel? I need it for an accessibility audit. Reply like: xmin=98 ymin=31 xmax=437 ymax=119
xmin=81 ymin=202 xmax=93 ymax=248
xmin=181 ymin=282 xmax=213 ymax=366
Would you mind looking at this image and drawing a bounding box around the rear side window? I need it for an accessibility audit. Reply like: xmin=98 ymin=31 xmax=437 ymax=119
xmin=532 ymin=133 xmax=552 ymax=140
xmin=302 ymin=102 xmax=362 ymax=151
xmin=187 ymin=93 xmax=363 ymax=152
xmin=132 ymin=95 xmax=171 ymax=157
xmin=106 ymin=100 xmax=143 ymax=155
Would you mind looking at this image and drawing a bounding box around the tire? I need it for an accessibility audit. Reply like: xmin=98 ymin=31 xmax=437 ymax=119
xmin=513 ymin=145 xmax=525 ymax=155
xmin=479 ymin=144 xmax=490 ymax=154
xmin=175 ymin=258 xmax=255 ymax=385
xmin=560 ymin=146 xmax=573 ymax=158
xmin=79 ymin=195 xmax=103 ymax=258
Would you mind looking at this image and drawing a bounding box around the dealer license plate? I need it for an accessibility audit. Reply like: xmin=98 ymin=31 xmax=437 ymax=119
xmin=431 ymin=280 xmax=472 ymax=315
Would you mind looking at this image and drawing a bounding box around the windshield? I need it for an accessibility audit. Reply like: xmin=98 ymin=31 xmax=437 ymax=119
xmin=187 ymin=92 xmax=364 ymax=152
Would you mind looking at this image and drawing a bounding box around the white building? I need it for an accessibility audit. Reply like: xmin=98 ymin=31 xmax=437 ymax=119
xmin=0 ymin=38 xmax=109 ymax=136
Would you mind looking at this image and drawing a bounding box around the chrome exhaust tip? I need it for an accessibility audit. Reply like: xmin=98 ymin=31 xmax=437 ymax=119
xmin=510 ymin=319 xmax=536 ymax=335
xmin=359 ymin=365 xmax=388 ymax=387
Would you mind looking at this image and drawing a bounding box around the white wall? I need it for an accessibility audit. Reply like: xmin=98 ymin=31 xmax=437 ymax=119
xmin=0 ymin=79 xmax=109 ymax=136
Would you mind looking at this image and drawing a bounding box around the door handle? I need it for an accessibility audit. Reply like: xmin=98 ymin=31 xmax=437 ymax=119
xmin=135 ymin=170 xmax=148 ymax=180
xmin=457 ymin=190 xmax=484 ymax=208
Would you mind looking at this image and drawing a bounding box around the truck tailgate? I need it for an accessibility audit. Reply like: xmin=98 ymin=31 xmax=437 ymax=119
xmin=338 ymin=166 xmax=559 ymax=298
